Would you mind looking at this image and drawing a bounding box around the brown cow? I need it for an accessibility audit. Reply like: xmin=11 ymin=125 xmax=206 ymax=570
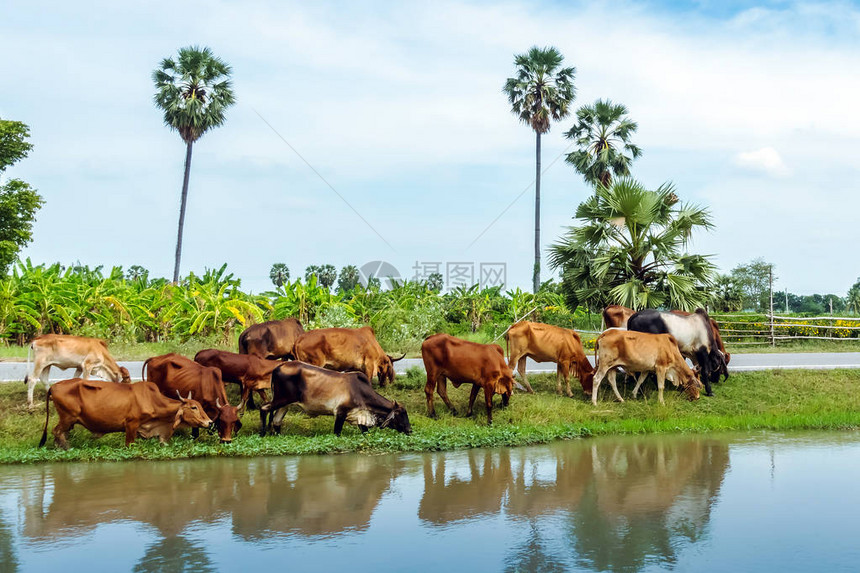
xmin=592 ymin=329 xmax=702 ymax=405
xmin=39 ymin=378 xmax=211 ymax=449
xmin=238 ymin=318 xmax=304 ymax=360
xmin=421 ymin=334 xmax=514 ymax=424
xmin=505 ymin=321 xmax=594 ymax=397
xmin=294 ymin=326 xmax=405 ymax=386
xmin=25 ymin=334 xmax=131 ymax=409
xmin=259 ymin=361 xmax=411 ymax=436
xmin=194 ymin=349 xmax=284 ymax=412
xmin=143 ymin=353 xmax=241 ymax=443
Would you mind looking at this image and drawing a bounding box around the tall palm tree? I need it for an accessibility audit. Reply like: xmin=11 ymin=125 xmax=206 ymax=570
xmin=548 ymin=178 xmax=716 ymax=311
xmin=153 ymin=46 xmax=235 ymax=283
xmin=503 ymin=46 xmax=576 ymax=293
xmin=564 ymin=99 xmax=641 ymax=188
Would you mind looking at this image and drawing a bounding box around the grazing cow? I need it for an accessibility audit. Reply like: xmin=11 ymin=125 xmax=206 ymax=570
xmin=25 ymin=334 xmax=131 ymax=410
xmin=238 ymin=318 xmax=304 ymax=360
xmin=39 ymin=378 xmax=211 ymax=449
xmin=421 ymin=334 xmax=515 ymax=425
xmin=294 ymin=326 xmax=405 ymax=386
xmin=627 ymin=308 xmax=726 ymax=397
xmin=505 ymin=321 xmax=594 ymax=397
xmin=602 ymin=305 xmax=636 ymax=329
xmin=194 ymin=349 xmax=284 ymax=413
xmin=670 ymin=310 xmax=731 ymax=366
xmin=592 ymin=329 xmax=702 ymax=405
xmin=143 ymin=353 xmax=241 ymax=443
xmin=259 ymin=361 xmax=411 ymax=436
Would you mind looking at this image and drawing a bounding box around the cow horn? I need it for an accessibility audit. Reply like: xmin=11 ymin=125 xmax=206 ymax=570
xmin=176 ymin=390 xmax=185 ymax=401
xmin=187 ymin=391 xmax=193 ymax=401
xmin=216 ymin=397 xmax=222 ymax=409
xmin=381 ymin=409 xmax=397 ymax=428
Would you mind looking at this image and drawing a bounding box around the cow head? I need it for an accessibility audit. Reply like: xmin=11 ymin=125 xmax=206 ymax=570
xmin=175 ymin=392 xmax=213 ymax=429
xmin=680 ymin=369 xmax=703 ymax=401
xmin=378 ymin=353 xmax=406 ymax=386
xmin=118 ymin=366 xmax=132 ymax=383
xmin=495 ymin=371 xmax=514 ymax=406
xmin=380 ymin=401 xmax=412 ymax=435
xmin=709 ymin=350 xmax=729 ymax=383
xmin=215 ymin=397 xmax=242 ymax=444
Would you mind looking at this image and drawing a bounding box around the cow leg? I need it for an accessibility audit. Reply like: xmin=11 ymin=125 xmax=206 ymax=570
xmin=124 ymin=423 xmax=139 ymax=446
xmin=695 ymin=349 xmax=714 ymax=397
xmin=192 ymin=427 xmax=200 ymax=439
xmin=358 ymin=425 xmax=369 ymax=434
xmin=73 ymin=367 xmax=83 ymax=378
xmin=607 ymin=369 xmax=624 ymax=403
xmin=591 ymin=366 xmax=609 ymax=406
xmin=435 ymin=376 xmax=457 ymax=416
xmin=560 ymin=362 xmax=573 ymax=398
xmin=424 ymin=370 xmax=438 ymax=419
xmin=334 ymin=408 xmax=348 ymax=436
xmin=656 ymin=369 xmax=667 ymax=405
xmin=483 ymin=385 xmax=494 ymax=425
xmin=631 ymin=372 xmax=649 ymax=398
xmin=466 ymin=384 xmax=480 ymax=417
xmin=52 ymin=421 xmax=71 ymax=450
xmin=26 ymin=367 xmax=40 ymax=410
xmin=517 ymin=357 xmax=534 ymax=393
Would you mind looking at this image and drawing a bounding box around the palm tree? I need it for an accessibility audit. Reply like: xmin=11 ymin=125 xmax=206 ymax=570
xmin=564 ymin=99 xmax=641 ymax=188
xmin=153 ymin=46 xmax=235 ymax=283
xmin=847 ymin=279 xmax=860 ymax=315
xmin=269 ymin=263 xmax=290 ymax=287
xmin=548 ymin=178 xmax=716 ymax=311
xmin=503 ymin=46 xmax=576 ymax=293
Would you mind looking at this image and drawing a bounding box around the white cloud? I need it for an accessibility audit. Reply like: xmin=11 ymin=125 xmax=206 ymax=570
xmin=734 ymin=147 xmax=790 ymax=177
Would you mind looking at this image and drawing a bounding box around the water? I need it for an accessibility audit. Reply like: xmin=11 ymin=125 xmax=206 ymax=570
xmin=1 ymin=432 xmax=859 ymax=572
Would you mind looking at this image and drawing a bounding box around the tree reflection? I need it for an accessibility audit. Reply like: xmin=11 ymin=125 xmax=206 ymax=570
xmin=132 ymin=536 xmax=215 ymax=573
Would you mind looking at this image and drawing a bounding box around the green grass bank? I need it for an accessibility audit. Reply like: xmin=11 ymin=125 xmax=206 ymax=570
xmin=1 ymin=369 xmax=859 ymax=464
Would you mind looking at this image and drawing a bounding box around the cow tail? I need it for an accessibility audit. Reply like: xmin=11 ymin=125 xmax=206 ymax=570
xmin=141 ymin=357 xmax=151 ymax=382
xmin=39 ymin=387 xmax=51 ymax=448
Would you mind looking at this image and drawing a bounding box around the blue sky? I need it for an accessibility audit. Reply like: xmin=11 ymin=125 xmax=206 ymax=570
xmin=1 ymin=0 xmax=859 ymax=294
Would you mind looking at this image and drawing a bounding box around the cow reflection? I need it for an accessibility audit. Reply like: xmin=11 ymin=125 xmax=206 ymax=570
xmin=17 ymin=455 xmax=402 ymax=545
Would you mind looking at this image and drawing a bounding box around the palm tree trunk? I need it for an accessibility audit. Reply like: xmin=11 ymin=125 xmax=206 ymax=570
xmin=173 ymin=140 xmax=193 ymax=283
xmin=533 ymin=131 xmax=541 ymax=293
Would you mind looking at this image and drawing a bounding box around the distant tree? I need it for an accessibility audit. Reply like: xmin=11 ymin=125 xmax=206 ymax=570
xmin=126 ymin=265 xmax=149 ymax=282
xmin=564 ymin=99 xmax=641 ymax=188
xmin=305 ymin=264 xmax=336 ymax=290
xmin=730 ymin=259 xmax=774 ymax=311
xmin=712 ymin=274 xmax=744 ymax=312
xmin=0 ymin=118 xmax=44 ymax=275
xmin=153 ymin=46 xmax=235 ymax=282
xmin=269 ymin=263 xmax=290 ymax=287
xmin=847 ymin=280 xmax=860 ymax=315
xmin=304 ymin=265 xmax=320 ymax=283
xmin=338 ymin=265 xmax=360 ymax=293
xmin=504 ymin=46 xmax=576 ymax=293
xmin=426 ymin=272 xmax=444 ymax=293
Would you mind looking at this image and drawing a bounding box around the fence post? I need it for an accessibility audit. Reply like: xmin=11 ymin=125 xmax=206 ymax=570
xmin=769 ymin=266 xmax=775 ymax=347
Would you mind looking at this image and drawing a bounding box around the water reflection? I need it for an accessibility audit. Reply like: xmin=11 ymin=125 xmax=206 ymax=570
xmin=9 ymin=433 xmax=845 ymax=572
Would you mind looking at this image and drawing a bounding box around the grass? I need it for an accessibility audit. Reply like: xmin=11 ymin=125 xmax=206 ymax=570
xmin=2 ymin=368 xmax=860 ymax=464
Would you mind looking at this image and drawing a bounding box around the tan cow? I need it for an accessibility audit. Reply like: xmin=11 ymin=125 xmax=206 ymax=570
xmin=592 ymin=329 xmax=702 ymax=405
xmin=294 ymin=326 xmax=405 ymax=386
xmin=505 ymin=321 xmax=594 ymax=397
xmin=25 ymin=334 xmax=131 ymax=409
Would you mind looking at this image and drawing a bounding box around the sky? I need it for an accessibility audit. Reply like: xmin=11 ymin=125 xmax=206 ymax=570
xmin=1 ymin=0 xmax=859 ymax=295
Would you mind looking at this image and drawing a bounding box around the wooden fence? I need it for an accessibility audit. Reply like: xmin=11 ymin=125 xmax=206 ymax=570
xmin=712 ymin=313 xmax=860 ymax=346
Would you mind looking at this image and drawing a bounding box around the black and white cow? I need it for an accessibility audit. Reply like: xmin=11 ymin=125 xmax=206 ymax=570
xmin=626 ymin=308 xmax=727 ymax=397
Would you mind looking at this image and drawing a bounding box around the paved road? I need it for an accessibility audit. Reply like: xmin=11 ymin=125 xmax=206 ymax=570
xmin=4 ymin=352 xmax=860 ymax=382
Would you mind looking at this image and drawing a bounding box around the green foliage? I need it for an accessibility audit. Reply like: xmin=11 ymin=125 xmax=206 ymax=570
xmin=564 ymin=99 xmax=641 ymax=188
xmin=503 ymin=46 xmax=576 ymax=135
xmin=729 ymin=258 xmax=774 ymax=312
xmin=0 ymin=119 xmax=34 ymax=172
xmin=425 ymin=272 xmax=443 ymax=293
xmin=304 ymin=265 xmax=336 ymax=289
xmin=152 ymin=46 xmax=235 ymax=144
xmin=549 ymin=178 xmax=716 ymax=311
xmin=847 ymin=279 xmax=860 ymax=315
xmin=269 ymin=263 xmax=289 ymax=287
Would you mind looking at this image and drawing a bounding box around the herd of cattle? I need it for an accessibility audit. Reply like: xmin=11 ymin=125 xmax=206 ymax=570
xmin=23 ymin=304 xmax=730 ymax=449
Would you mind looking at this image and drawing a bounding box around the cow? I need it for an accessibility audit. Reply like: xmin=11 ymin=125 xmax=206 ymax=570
xmin=194 ymin=349 xmax=284 ymax=413
xmin=25 ymin=334 xmax=131 ymax=410
xmin=627 ymin=308 xmax=727 ymax=397
xmin=39 ymin=378 xmax=211 ymax=449
xmin=421 ymin=334 xmax=515 ymax=425
xmin=592 ymin=329 xmax=702 ymax=405
xmin=293 ymin=326 xmax=405 ymax=386
xmin=670 ymin=310 xmax=731 ymax=366
xmin=505 ymin=321 xmax=594 ymax=397
xmin=143 ymin=353 xmax=241 ymax=443
xmin=238 ymin=318 xmax=304 ymax=360
xmin=602 ymin=305 xmax=636 ymax=329
xmin=258 ymin=361 xmax=411 ymax=437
